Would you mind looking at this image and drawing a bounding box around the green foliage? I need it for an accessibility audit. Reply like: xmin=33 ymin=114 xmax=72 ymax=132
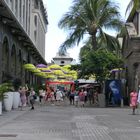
xmin=79 ymin=49 xmax=124 ymax=82
xmin=0 ymin=83 xmax=13 ymax=101
xmin=79 ymin=35 xmax=122 ymax=61
xmin=58 ymin=0 xmax=123 ymax=51
xmin=71 ymin=64 xmax=81 ymax=71
xmin=70 ymin=64 xmax=82 ymax=79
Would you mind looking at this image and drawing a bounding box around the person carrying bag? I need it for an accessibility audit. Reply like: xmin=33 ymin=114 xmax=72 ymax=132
xmin=29 ymin=88 xmax=36 ymax=110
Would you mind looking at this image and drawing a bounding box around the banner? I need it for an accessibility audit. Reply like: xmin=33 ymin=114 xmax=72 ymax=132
xmin=105 ymin=80 xmax=122 ymax=106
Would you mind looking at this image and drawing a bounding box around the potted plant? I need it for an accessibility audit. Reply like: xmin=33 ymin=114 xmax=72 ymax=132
xmin=2 ymin=83 xmax=14 ymax=111
xmin=0 ymin=83 xmax=13 ymax=114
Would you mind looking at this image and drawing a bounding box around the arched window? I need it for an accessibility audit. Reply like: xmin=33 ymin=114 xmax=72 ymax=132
xmin=61 ymin=61 xmax=65 ymax=64
xmin=27 ymin=52 xmax=30 ymax=63
xmin=34 ymin=15 xmax=37 ymax=27
xmin=34 ymin=0 xmax=39 ymax=9
xmin=34 ymin=30 xmax=37 ymax=41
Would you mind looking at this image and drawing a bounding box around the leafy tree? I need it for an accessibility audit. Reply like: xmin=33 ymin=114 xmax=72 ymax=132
xmin=79 ymin=49 xmax=123 ymax=82
xmin=58 ymin=0 xmax=123 ymax=52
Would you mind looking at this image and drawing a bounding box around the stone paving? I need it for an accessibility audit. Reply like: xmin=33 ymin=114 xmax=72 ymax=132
xmin=0 ymin=103 xmax=140 ymax=140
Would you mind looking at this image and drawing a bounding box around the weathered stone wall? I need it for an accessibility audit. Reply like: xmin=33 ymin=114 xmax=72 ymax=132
xmin=123 ymin=37 xmax=140 ymax=93
xmin=0 ymin=22 xmax=40 ymax=85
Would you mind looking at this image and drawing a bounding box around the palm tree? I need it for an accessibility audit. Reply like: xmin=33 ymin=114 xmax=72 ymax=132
xmin=79 ymin=35 xmax=121 ymax=63
xmin=58 ymin=0 xmax=123 ymax=52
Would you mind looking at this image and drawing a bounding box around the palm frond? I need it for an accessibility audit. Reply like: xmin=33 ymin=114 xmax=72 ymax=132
xmin=59 ymin=28 xmax=86 ymax=52
xmin=98 ymin=30 xmax=121 ymax=54
xmin=58 ymin=0 xmax=123 ymax=51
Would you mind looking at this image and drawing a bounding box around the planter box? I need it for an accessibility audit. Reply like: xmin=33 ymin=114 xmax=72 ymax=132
xmin=13 ymin=92 xmax=20 ymax=109
xmin=3 ymin=92 xmax=13 ymax=111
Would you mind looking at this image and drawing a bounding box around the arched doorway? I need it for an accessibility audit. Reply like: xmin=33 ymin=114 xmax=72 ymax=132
xmin=11 ymin=45 xmax=16 ymax=78
xmin=2 ymin=37 xmax=10 ymax=82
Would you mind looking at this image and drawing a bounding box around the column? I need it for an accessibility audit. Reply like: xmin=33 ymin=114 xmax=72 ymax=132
xmin=7 ymin=0 xmax=10 ymax=5
xmin=15 ymin=0 xmax=19 ymax=18
xmin=28 ymin=0 xmax=31 ymax=35
xmin=20 ymin=0 xmax=23 ymax=25
xmin=26 ymin=0 xmax=28 ymax=32
xmin=13 ymin=0 xmax=15 ymax=14
xmin=0 ymin=32 xmax=2 ymax=83
xmin=24 ymin=0 xmax=26 ymax=29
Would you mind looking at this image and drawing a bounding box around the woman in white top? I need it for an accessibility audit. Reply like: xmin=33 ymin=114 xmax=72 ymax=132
xmin=56 ymin=89 xmax=63 ymax=105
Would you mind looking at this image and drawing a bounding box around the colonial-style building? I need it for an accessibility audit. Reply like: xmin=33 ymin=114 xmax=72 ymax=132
xmin=52 ymin=52 xmax=73 ymax=66
xmin=0 ymin=0 xmax=48 ymax=84
xmin=122 ymin=10 xmax=140 ymax=93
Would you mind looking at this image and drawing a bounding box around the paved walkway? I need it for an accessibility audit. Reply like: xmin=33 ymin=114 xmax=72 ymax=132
xmin=0 ymin=102 xmax=140 ymax=140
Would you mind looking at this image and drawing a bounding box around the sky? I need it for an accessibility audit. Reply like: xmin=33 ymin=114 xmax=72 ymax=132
xmin=43 ymin=0 xmax=131 ymax=63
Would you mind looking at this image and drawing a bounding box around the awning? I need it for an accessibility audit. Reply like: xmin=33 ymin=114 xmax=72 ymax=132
xmin=79 ymin=84 xmax=90 ymax=88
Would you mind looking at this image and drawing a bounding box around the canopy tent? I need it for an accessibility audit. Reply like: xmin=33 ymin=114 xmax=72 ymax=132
xmin=36 ymin=64 xmax=47 ymax=68
xmin=110 ymin=68 xmax=123 ymax=73
xmin=46 ymin=81 xmax=74 ymax=85
xmin=48 ymin=64 xmax=61 ymax=70
xmin=79 ymin=84 xmax=91 ymax=88
xmin=46 ymin=81 xmax=75 ymax=91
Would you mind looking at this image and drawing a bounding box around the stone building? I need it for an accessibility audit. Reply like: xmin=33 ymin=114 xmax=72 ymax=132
xmin=0 ymin=0 xmax=48 ymax=84
xmin=122 ymin=10 xmax=140 ymax=93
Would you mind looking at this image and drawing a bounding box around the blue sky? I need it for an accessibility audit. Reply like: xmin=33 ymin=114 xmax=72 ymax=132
xmin=43 ymin=0 xmax=131 ymax=63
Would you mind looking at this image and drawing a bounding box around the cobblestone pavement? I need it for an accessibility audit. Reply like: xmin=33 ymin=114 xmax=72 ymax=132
xmin=0 ymin=102 xmax=140 ymax=140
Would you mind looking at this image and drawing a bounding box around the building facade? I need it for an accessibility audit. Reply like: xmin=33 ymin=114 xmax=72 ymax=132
xmin=122 ymin=11 xmax=140 ymax=93
xmin=52 ymin=52 xmax=73 ymax=66
xmin=0 ymin=0 xmax=48 ymax=84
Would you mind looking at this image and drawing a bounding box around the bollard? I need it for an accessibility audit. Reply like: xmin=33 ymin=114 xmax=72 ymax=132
xmin=121 ymin=98 xmax=124 ymax=107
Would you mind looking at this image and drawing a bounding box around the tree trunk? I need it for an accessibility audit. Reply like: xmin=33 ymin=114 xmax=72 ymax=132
xmin=91 ymin=33 xmax=97 ymax=50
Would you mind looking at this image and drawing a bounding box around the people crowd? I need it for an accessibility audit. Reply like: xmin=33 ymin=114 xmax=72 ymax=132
xmin=67 ymin=88 xmax=99 ymax=107
xmin=15 ymin=81 xmax=140 ymax=116
xmin=17 ymin=83 xmax=101 ymax=111
xmin=8 ymin=79 xmax=140 ymax=117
